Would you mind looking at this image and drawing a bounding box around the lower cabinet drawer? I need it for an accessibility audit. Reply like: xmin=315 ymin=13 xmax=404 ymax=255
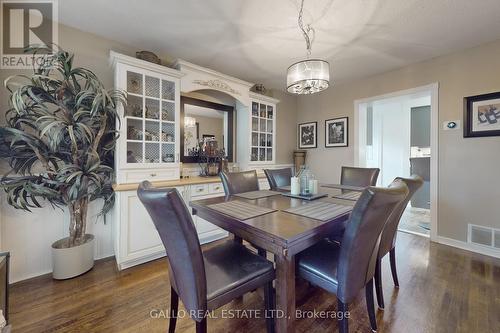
xmin=209 ymin=182 xmax=224 ymax=194
xmin=124 ymin=169 xmax=178 ymax=183
xmin=191 ymin=184 xmax=209 ymax=197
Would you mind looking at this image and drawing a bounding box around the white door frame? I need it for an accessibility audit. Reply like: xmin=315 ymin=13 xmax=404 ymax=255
xmin=353 ymin=83 xmax=439 ymax=241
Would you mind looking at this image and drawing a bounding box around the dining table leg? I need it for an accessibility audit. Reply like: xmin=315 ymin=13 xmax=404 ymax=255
xmin=274 ymin=253 xmax=296 ymax=333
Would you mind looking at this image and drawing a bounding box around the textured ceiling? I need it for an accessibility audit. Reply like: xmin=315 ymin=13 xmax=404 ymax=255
xmin=59 ymin=0 xmax=500 ymax=90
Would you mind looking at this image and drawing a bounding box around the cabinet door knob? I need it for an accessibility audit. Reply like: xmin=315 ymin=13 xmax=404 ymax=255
xmin=150 ymin=173 xmax=157 ymax=177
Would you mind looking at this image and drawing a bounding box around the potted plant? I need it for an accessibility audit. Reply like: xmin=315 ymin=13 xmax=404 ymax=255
xmin=0 ymin=48 xmax=125 ymax=279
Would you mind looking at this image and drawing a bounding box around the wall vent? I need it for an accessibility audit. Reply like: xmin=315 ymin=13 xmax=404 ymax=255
xmin=468 ymin=224 xmax=500 ymax=249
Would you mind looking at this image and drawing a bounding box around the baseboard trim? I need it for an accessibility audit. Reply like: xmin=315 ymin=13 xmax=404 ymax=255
xmin=437 ymin=236 xmax=500 ymax=259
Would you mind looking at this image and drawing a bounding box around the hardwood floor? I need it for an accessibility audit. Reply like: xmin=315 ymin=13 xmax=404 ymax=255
xmin=9 ymin=232 xmax=500 ymax=333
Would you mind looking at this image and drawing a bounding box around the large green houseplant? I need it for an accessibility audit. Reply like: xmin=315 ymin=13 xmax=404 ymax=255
xmin=0 ymin=48 xmax=125 ymax=278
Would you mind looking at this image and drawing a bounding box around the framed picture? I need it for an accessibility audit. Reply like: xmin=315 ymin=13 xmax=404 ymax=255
xmin=298 ymin=121 xmax=317 ymax=149
xmin=325 ymin=117 xmax=348 ymax=147
xmin=464 ymin=92 xmax=500 ymax=137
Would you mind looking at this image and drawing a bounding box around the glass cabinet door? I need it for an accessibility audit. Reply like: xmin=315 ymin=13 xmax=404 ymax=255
xmin=124 ymin=69 xmax=177 ymax=165
xmin=250 ymin=101 xmax=275 ymax=162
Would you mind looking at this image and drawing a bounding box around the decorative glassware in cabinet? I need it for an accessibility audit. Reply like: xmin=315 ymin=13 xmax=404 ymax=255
xmin=161 ymin=122 xmax=175 ymax=143
xmin=145 ymin=76 xmax=160 ymax=98
xmin=260 ymin=104 xmax=266 ymax=118
xmin=125 ymin=95 xmax=143 ymax=118
xmin=260 ymin=118 xmax=266 ymax=132
xmin=252 ymin=102 xmax=259 ymax=117
xmin=145 ymin=120 xmax=160 ymax=142
xmin=252 ymin=117 xmax=258 ymax=131
xmin=127 ymin=71 xmax=143 ymax=95
xmin=145 ymin=98 xmax=160 ymax=119
xmin=162 ymin=101 xmax=175 ymax=122
xmin=251 ymin=147 xmax=258 ymax=161
xmin=266 ymin=148 xmax=272 ymax=161
xmin=267 ymin=105 xmax=273 ymax=119
xmin=162 ymin=143 xmax=175 ymax=163
xmin=162 ymin=80 xmax=175 ymax=101
xmin=267 ymin=120 xmax=273 ymax=133
xmin=145 ymin=143 xmax=160 ymax=163
xmin=127 ymin=119 xmax=143 ymax=140
xmin=127 ymin=142 xmax=143 ymax=163
xmin=252 ymin=132 xmax=258 ymax=146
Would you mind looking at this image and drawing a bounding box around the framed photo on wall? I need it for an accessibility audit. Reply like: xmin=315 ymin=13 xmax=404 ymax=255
xmin=325 ymin=117 xmax=348 ymax=147
xmin=464 ymin=91 xmax=500 ymax=137
xmin=298 ymin=121 xmax=317 ymax=149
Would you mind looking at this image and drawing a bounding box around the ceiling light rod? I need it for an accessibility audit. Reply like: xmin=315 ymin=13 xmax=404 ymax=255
xmin=286 ymin=0 xmax=330 ymax=94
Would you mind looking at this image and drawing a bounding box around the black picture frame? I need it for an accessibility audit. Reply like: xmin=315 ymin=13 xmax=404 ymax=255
xmin=325 ymin=117 xmax=348 ymax=147
xmin=180 ymin=96 xmax=234 ymax=163
xmin=464 ymin=91 xmax=500 ymax=138
xmin=298 ymin=121 xmax=317 ymax=149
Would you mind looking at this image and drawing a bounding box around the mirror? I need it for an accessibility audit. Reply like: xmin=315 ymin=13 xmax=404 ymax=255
xmin=180 ymin=96 xmax=234 ymax=163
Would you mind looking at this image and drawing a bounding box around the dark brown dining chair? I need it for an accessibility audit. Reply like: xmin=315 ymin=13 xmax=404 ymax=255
xmin=220 ymin=170 xmax=259 ymax=195
xmin=297 ymin=180 xmax=408 ymax=333
xmin=137 ymin=181 xmax=276 ymax=333
xmin=374 ymin=175 xmax=423 ymax=310
xmin=264 ymin=168 xmax=292 ymax=191
xmin=341 ymin=166 xmax=380 ymax=188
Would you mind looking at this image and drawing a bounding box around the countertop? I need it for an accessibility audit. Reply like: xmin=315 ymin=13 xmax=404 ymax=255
xmin=113 ymin=175 xmax=267 ymax=192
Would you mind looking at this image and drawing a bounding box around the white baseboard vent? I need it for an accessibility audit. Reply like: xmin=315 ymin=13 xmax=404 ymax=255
xmin=468 ymin=224 xmax=500 ymax=249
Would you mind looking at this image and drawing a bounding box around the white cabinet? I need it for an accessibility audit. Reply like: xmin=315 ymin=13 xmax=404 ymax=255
xmin=113 ymin=183 xmax=227 ymax=270
xmin=110 ymin=51 xmax=184 ymax=184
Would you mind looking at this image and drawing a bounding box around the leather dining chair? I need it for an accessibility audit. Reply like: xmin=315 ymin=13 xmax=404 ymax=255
xmin=137 ymin=181 xmax=276 ymax=333
xmin=263 ymin=168 xmax=292 ymax=191
xmin=341 ymin=166 xmax=380 ymax=188
xmin=297 ymin=180 xmax=408 ymax=333
xmin=374 ymin=175 xmax=423 ymax=310
xmin=220 ymin=170 xmax=260 ymax=195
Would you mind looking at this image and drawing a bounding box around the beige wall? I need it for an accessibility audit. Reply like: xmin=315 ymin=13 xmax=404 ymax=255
xmin=297 ymin=39 xmax=500 ymax=242
xmin=272 ymin=89 xmax=298 ymax=164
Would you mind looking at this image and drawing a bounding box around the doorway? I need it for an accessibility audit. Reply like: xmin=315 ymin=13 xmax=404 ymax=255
xmin=354 ymin=84 xmax=439 ymax=239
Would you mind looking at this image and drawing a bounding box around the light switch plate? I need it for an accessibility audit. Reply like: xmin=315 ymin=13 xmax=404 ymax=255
xmin=443 ymin=120 xmax=460 ymax=130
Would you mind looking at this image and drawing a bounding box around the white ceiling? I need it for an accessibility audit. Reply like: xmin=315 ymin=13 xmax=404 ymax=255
xmin=59 ymin=0 xmax=500 ymax=90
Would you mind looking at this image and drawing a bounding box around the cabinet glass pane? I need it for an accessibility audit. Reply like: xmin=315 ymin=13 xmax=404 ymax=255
xmin=252 ymin=132 xmax=258 ymax=146
xmin=145 ymin=98 xmax=160 ymax=119
xmin=251 ymin=148 xmax=258 ymax=161
xmin=145 ymin=76 xmax=160 ymax=98
xmin=162 ymin=101 xmax=175 ymax=121
xmin=260 ymin=104 xmax=266 ymax=118
xmin=161 ymin=122 xmax=175 ymax=143
xmin=260 ymin=118 xmax=266 ymax=132
xmin=127 ymin=142 xmax=143 ymax=163
xmin=145 ymin=142 xmax=160 ymax=163
xmin=266 ymin=148 xmax=272 ymax=161
xmin=252 ymin=117 xmax=258 ymax=131
xmin=267 ymin=106 xmax=273 ymax=119
xmin=260 ymin=134 xmax=266 ymax=146
xmin=125 ymin=95 xmax=143 ymax=118
xmin=162 ymin=143 xmax=175 ymax=163
xmin=127 ymin=119 xmax=143 ymax=140
xmin=127 ymin=71 xmax=143 ymax=94
xmin=162 ymin=80 xmax=175 ymax=100
xmin=145 ymin=120 xmax=160 ymax=142
xmin=267 ymin=120 xmax=273 ymax=133
xmin=267 ymin=134 xmax=272 ymax=147
xmin=252 ymin=102 xmax=259 ymax=117
xmin=259 ymin=148 xmax=265 ymax=161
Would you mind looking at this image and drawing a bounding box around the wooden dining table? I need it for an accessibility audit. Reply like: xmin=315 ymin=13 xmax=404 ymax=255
xmin=190 ymin=190 xmax=357 ymax=333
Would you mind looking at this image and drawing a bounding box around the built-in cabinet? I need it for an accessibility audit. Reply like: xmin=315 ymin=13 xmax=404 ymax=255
xmin=110 ymin=52 xmax=281 ymax=270
xmin=111 ymin=52 xmax=183 ymax=184
xmin=113 ymin=181 xmax=228 ymax=270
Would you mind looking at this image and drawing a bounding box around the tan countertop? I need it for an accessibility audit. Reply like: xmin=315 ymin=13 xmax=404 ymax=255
xmin=113 ymin=175 xmax=267 ymax=192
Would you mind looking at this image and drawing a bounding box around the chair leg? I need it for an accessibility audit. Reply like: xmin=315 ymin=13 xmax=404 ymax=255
xmin=264 ymin=281 xmax=275 ymax=333
xmin=196 ymin=318 xmax=207 ymax=333
xmin=365 ymin=279 xmax=377 ymax=332
xmin=374 ymin=258 xmax=384 ymax=310
xmin=234 ymin=234 xmax=243 ymax=244
xmin=337 ymin=300 xmax=349 ymax=333
xmin=169 ymin=287 xmax=179 ymax=333
xmin=389 ymin=248 xmax=399 ymax=287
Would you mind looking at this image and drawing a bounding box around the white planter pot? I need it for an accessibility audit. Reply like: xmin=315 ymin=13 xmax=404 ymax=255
xmin=51 ymin=234 xmax=95 ymax=280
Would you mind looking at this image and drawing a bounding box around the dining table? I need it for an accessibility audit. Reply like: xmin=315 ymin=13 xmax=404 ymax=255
xmin=190 ymin=188 xmax=359 ymax=333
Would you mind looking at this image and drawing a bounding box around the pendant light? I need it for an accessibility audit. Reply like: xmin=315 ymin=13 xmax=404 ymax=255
xmin=286 ymin=0 xmax=330 ymax=94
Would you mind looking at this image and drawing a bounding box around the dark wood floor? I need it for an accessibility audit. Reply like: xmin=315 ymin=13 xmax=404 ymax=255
xmin=9 ymin=232 xmax=500 ymax=333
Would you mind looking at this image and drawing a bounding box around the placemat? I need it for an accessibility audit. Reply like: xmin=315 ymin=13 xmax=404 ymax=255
xmin=208 ymin=200 xmax=277 ymax=220
xmin=331 ymin=191 xmax=362 ymax=201
xmin=283 ymin=201 xmax=352 ymax=221
xmin=234 ymin=190 xmax=282 ymax=200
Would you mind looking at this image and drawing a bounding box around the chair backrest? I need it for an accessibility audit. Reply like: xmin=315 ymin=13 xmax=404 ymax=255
xmin=341 ymin=166 xmax=380 ymax=187
xmin=220 ymin=170 xmax=259 ymax=195
xmin=336 ymin=179 xmax=408 ymax=303
xmin=137 ymin=181 xmax=207 ymax=318
xmin=378 ymin=175 xmax=424 ymax=257
xmin=264 ymin=168 xmax=292 ymax=190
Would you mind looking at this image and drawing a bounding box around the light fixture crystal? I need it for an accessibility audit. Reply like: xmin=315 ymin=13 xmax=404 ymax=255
xmin=286 ymin=0 xmax=330 ymax=94
xmin=184 ymin=116 xmax=196 ymax=127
